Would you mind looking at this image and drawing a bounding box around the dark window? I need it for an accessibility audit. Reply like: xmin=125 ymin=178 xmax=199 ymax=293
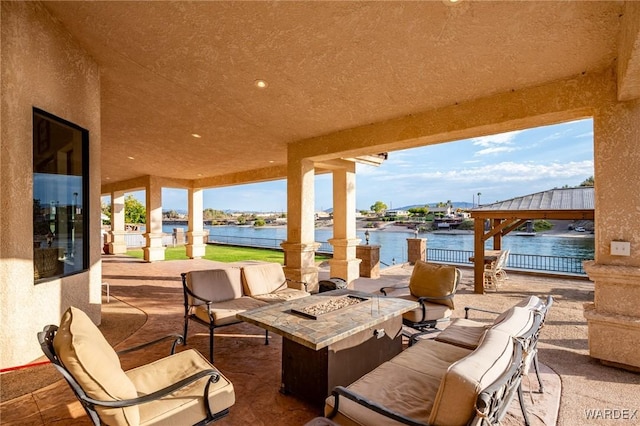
xmin=33 ymin=108 xmax=89 ymax=282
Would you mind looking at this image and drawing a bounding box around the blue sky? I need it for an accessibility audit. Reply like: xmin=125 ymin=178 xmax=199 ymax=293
xmin=112 ymin=118 xmax=594 ymax=212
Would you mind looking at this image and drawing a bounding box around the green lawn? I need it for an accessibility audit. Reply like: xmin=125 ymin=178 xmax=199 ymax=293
xmin=126 ymin=244 xmax=330 ymax=264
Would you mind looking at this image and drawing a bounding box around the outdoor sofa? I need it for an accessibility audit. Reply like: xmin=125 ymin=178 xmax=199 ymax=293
xmin=181 ymin=262 xmax=309 ymax=362
xmin=323 ymin=295 xmax=547 ymax=426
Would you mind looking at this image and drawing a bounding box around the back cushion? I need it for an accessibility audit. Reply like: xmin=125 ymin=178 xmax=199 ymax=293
xmin=241 ymin=263 xmax=287 ymax=296
xmin=186 ymin=268 xmax=243 ymax=305
xmin=492 ymin=307 xmax=534 ymax=337
xmin=53 ymin=307 xmax=139 ymax=426
xmin=429 ymin=329 xmax=514 ymax=425
xmin=493 ymin=295 xmax=542 ymax=325
xmin=408 ymin=261 xmax=457 ymax=308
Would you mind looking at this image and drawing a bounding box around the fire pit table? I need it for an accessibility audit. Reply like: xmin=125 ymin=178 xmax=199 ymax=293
xmin=236 ymin=289 xmax=418 ymax=407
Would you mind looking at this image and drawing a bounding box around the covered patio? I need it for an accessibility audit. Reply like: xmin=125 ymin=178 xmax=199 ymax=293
xmin=2 ymin=1 xmax=640 ymax=414
xmin=2 ymin=256 xmax=638 ymax=425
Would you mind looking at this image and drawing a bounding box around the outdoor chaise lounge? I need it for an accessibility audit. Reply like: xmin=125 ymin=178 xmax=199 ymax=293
xmin=39 ymin=306 xmax=235 ymax=426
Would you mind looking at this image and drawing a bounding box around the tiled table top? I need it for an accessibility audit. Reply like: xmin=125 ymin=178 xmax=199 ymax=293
xmin=236 ymin=289 xmax=418 ymax=350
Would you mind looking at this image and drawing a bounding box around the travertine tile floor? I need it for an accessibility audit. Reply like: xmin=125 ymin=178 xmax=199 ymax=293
xmin=1 ymin=255 xmax=638 ymax=425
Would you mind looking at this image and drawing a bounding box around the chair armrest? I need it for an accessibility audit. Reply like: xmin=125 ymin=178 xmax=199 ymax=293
xmin=116 ymin=334 xmax=184 ymax=356
xmin=327 ymin=386 xmax=429 ymax=426
xmin=416 ymin=294 xmax=454 ymax=304
xmin=285 ymin=278 xmax=308 ymax=292
xmin=464 ymin=306 xmax=501 ymax=319
xmin=379 ymin=285 xmax=409 ymax=296
xmin=78 ymin=369 xmax=221 ymax=409
xmin=181 ymin=282 xmax=216 ymax=322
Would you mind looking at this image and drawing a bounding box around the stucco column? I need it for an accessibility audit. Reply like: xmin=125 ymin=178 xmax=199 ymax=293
xmin=407 ymin=238 xmax=426 ymax=264
xmin=328 ymin=165 xmax=361 ymax=287
xmin=282 ymin=158 xmax=321 ymax=292
xmin=108 ymin=191 xmax=127 ymax=254
xmin=583 ymin=92 xmax=640 ymax=371
xmin=143 ymin=179 xmax=166 ymax=262
xmin=186 ymin=187 xmax=206 ymax=259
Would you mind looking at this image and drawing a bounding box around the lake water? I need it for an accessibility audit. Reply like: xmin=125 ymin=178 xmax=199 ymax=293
xmin=162 ymin=224 xmax=595 ymax=267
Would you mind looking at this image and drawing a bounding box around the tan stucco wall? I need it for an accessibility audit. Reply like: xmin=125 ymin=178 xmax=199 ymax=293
xmin=594 ymin=97 xmax=640 ymax=267
xmin=0 ymin=1 xmax=102 ymax=368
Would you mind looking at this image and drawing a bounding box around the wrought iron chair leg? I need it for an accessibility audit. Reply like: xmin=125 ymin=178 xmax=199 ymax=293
xmin=517 ymin=383 xmax=532 ymax=426
xmin=183 ymin=317 xmax=189 ymax=345
xmin=533 ymin=354 xmax=544 ymax=393
xmin=209 ymin=326 xmax=215 ymax=363
xmin=264 ymin=330 xmax=269 ymax=345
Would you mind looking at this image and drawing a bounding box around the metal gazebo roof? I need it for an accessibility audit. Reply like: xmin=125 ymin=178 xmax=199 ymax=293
xmin=468 ymin=187 xmax=594 ymax=293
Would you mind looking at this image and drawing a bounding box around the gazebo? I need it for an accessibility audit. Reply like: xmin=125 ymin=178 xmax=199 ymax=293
xmin=470 ymin=187 xmax=595 ymax=293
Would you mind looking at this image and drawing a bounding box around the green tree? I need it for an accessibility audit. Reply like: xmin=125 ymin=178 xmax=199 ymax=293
xmin=101 ymin=201 xmax=111 ymax=224
xmin=580 ymin=176 xmax=594 ymax=187
xmin=408 ymin=206 xmax=429 ymax=217
xmin=203 ymin=208 xmax=227 ymax=221
xmin=124 ymin=194 xmax=146 ymax=224
xmin=370 ymin=201 xmax=388 ymax=214
xmin=164 ymin=209 xmax=179 ymax=219
xmin=254 ymin=218 xmax=266 ymax=227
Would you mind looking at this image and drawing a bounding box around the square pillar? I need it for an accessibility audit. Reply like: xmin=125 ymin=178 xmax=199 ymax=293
xmin=584 ymin=79 xmax=640 ymax=371
xmin=108 ymin=191 xmax=127 ymax=254
xmin=407 ymin=238 xmax=426 ymax=264
xmin=186 ymin=187 xmax=206 ymax=259
xmin=356 ymin=244 xmax=380 ymax=279
xmin=143 ymin=179 xmax=165 ymax=262
xmin=328 ymin=164 xmax=361 ymax=286
xmin=283 ymin=158 xmax=319 ymax=291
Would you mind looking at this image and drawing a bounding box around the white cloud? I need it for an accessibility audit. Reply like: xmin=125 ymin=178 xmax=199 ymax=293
xmin=471 ymin=130 xmax=523 ymax=148
xmin=369 ymin=160 xmax=593 ymax=185
xmin=475 ymin=146 xmax=518 ymax=156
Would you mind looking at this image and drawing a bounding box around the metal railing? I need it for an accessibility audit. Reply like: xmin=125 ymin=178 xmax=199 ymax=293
xmin=426 ymin=248 xmax=588 ymax=275
xmin=208 ymin=234 xmax=283 ymax=250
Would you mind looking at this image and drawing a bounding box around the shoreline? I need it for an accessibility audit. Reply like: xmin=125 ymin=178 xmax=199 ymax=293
xmin=160 ymin=220 xmax=595 ymax=239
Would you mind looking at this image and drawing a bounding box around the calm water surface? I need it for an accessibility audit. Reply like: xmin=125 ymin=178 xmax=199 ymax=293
xmin=163 ymin=224 xmax=595 ymax=267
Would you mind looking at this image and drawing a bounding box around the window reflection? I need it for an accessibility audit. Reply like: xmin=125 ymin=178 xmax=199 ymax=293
xmin=33 ymin=109 xmax=88 ymax=281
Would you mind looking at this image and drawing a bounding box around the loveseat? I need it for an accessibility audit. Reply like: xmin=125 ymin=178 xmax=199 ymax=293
xmin=181 ymin=262 xmax=310 ymax=362
xmin=323 ymin=296 xmax=546 ymax=426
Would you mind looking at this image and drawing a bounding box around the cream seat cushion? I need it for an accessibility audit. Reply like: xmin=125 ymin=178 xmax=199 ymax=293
xmin=408 ymin=261 xmax=457 ymax=308
xmin=436 ymin=295 xmax=541 ymax=349
xmin=127 ymin=349 xmax=235 ymax=426
xmin=53 ymin=307 xmax=139 ymax=426
xmin=397 ymin=295 xmax=452 ymax=323
xmin=193 ymin=296 xmax=267 ymax=326
xmin=434 ymin=318 xmax=488 ymax=349
xmin=251 ymin=288 xmax=310 ymax=303
xmin=324 ymin=340 xmax=471 ymax=426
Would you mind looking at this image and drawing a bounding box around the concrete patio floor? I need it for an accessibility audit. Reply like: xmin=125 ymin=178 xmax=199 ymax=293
xmin=1 ymin=255 xmax=638 ymax=425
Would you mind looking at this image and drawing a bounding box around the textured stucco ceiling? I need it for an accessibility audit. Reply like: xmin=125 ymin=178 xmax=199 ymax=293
xmin=41 ymin=1 xmax=629 ymax=187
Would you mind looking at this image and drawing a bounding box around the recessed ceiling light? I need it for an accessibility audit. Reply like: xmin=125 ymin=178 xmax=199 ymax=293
xmin=269 ymin=160 xmax=275 ymax=163
xmin=197 ymin=173 xmax=202 ymax=177
xmin=127 ymin=156 xmax=135 ymax=160
xmin=105 ymin=177 xmax=111 ymax=180
xmin=254 ymin=79 xmax=268 ymax=89
xmin=191 ymin=133 xmax=202 ymax=138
